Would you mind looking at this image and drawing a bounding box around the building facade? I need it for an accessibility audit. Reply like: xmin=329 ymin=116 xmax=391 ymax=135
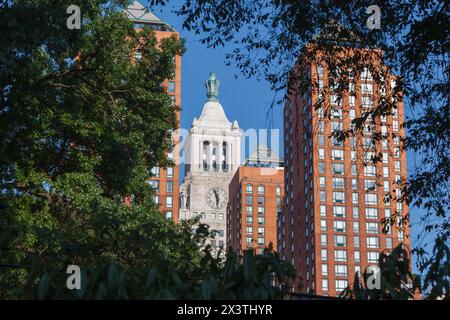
xmin=179 ymin=73 xmax=242 ymax=252
xmin=126 ymin=1 xmax=181 ymax=221
xmin=279 ymin=43 xmax=410 ymax=296
xmin=227 ymin=145 xmax=284 ymax=255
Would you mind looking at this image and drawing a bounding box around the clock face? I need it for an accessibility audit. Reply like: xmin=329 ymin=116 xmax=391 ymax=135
xmin=206 ymin=187 xmax=228 ymax=209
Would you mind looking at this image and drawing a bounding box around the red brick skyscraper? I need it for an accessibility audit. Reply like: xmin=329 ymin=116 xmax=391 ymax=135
xmin=278 ymin=43 xmax=410 ymax=296
xmin=227 ymin=145 xmax=284 ymax=255
xmin=126 ymin=2 xmax=181 ymax=221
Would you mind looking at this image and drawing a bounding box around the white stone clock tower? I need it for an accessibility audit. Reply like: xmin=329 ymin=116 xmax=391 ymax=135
xmin=180 ymin=73 xmax=242 ymax=252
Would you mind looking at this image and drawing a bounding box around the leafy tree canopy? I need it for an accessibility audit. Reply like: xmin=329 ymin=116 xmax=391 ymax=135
xmin=0 ymin=0 xmax=191 ymax=297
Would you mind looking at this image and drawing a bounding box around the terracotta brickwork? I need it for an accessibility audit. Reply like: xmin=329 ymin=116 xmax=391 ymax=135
xmin=279 ymin=44 xmax=410 ymax=296
xmin=227 ymin=166 xmax=284 ymax=255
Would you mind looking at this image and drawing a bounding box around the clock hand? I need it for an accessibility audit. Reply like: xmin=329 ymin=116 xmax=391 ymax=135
xmin=213 ymin=189 xmax=219 ymax=207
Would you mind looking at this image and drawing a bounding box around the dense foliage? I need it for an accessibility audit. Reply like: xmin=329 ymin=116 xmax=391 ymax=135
xmin=20 ymin=242 xmax=295 ymax=299
xmin=0 ymin=0 xmax=188 ymax=297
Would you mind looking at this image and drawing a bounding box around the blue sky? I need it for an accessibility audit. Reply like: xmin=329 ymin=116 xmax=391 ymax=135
xmin=144 ymin=1 xmax=284 ymax=154
xmin=143 ymin=1 xmax=428 ymax=273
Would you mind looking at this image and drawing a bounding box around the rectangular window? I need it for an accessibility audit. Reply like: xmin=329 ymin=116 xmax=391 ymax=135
xmin=393 ymin=120 xmax=399 ymax=132
xmin=395 ymin=161 xmax=401 ymax=172
xmin=333 ymin=192 xmax=345 ymax=203
xmin=168 ymin=81 xmax=176 ymax=93
xmin=166 ymin=167 xmax=174 ymax=178
xmin=365 ymin=208 xmax=378 ymax=219
xmin=257 ymin=196 xmax=265 ymax=205
xmin=364 ymin=165 xmax=376 ymax=177
xmin=320 ymin=191 xmax=326 ymax=202
xmin=319 ymin=148 xmax=325 ymax=160
xmin=335 ymin=280 xmax=348 ymax=292
xmin=332 ymin=163 xmax=345 ymax=175
xmin=334 ymin=250 xmax=347 ymax=262
xmin=320 ymin=220 xmax=327 ymax=231
xmin=166 ymin=196 xmax=173 ymax=208
xmin=333 ymin=206 xmax=346 ymax=218
xmin=322 ymin=279 xmax=328 ymax=291
xmin=319 ymin=176 xmax=326 ymax=188
xmin=335 ymin=265 xmax=348 ymax=277
xmin=349 ymin=109 xmax=356 ymax=120
xmin=349 ymin=95 xmax=356 ymax=107
xmin=383 ymin=166 xmax=389 ymax=178
xmin=322 ymin=264 xmax=328 ymax=276
xmin=319 ymin=162 xmax=326 ymax=174
xmin=334 ymin=220 xmax=346 ymax=232
xmin=246 ymin=206 xmax=253 ymax=215
xmin=366 ymin=222 xmax=379 ymax=234
xmin=320 ymin=205 xmax=327 ymax=217
xmin=362 ymin=83 xmax=373 ymax=95
xmin=352 ymin=207 xmax=359 ymax=219
xmin=334 ymin=235 xmax=347 ymax=247
xmin=351 ymin=179 xmax=358 ymax=190
xmin=386 ymin=237 xmax=393 ymax=249
xmin=354 ymin=251 xmax=361 ymax=263
xmin=354 ymin=236 xmax=360 ymax=248
xmin=383 ymin=180 xmax=390 ymax=192
xmin=258 ymin=206 xmax=265 ymax=215
xmin=332 ymin=149 xmax=344 ymax=160
xmin=365 ymin=193 xmax=378 ymax=205
xmin=367 ymin=237 xmax=380 ymax=249
xmin=321 ymin=249 xmax=328 ymax=261
xmin=166 ymin=181 xmax=173 ymax=193
xmin=367 ymin=251 xmax=379 ymax=263
xmin=332 ymin=177 xmax=345 ymax=189
xmin=321 ymin=234 xmax=327 ymax=246
xmin=352 ymin=192 xmax=359 ymax=204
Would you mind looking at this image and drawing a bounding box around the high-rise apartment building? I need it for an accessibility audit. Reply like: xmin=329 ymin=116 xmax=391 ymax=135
xmin=126 ymin=1 xmax=181 ymax=221
xmin=227 ymin=145 xmax=284 ymax=255
xmin=279 ymin=43 xmax=409 ymax=296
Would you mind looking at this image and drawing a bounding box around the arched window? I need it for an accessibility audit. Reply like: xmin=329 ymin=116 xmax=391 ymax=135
xmin=276 ymin=185 xmax=281 ymax=196
xmin=203 ymin=141 xmax=209 ymax=171
xmin=222 ymin=142 xmax=227 ymax=171
xmin=245 ymin=184 xmax=253 ymax=194
xmin=212 ymin=146 xmax=218 ymax=172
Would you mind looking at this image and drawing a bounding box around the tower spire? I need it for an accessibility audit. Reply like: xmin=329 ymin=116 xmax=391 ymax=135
xmin=205 ymin=73 xmax=220 ymax=102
